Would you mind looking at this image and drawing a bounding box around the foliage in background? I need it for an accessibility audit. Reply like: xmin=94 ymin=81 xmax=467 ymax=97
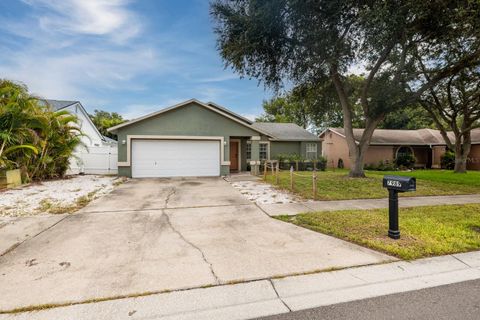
xmin=273 ymin=153 xmax=327 ymax=171
xmin=0 ymin=79 xmax=83 ymax=181
xmin=89 ymin=110 xmax=126 ymax=140
xmin=395 ymin=153 xmax=416 ymax=169
xmin=364 ymin=160 xmax=397 ymax=171
xmin=441 ymin=151 xmax=456 ymax=170
xmin=420 ymin=69 xmax=480 ymax=173
xmin=256 ymin=77 xmax=365 ymax=133
xmin=379 ymin=106 xmax=434 ymax=130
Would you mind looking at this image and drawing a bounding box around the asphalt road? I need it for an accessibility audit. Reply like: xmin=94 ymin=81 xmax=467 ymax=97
xmin=257 ymin=279 xmax=480 ymax=320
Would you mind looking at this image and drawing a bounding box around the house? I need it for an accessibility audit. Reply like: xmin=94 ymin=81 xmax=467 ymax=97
xmin=107 ymin=99 xmax=321 ymax=178
xmin=42 ymin=100 xmax=118 ymax=175
xmin=320 ymin=127 xmax=480 ymax=170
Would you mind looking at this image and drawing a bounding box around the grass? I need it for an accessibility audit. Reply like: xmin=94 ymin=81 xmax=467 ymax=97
xmin=276 ymin=204 xmax=480 ymax=260
xmin=264 ymin=169 xmax=480 ymax=200
xmin=36 ymin=190 xmax=100 ymax=214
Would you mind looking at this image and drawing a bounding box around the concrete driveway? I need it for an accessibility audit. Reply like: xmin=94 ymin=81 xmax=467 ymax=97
xmin=0 ymin=177 xmax=393 ymax=312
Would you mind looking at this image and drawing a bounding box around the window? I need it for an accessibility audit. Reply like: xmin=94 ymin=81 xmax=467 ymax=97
xmin=246 ymin=142 xmax=252 ymax=160
xmin=259 ymin=143 xmax=268 ymax=160
xmin=306 ymin=143 xmax=317 ymax=159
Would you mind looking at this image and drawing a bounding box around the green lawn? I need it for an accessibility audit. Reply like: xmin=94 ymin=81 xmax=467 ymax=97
xmin=277 ymin=204 xmax=480 ymax=260
xmin=264 ymin=169 xmax=480 ymax=200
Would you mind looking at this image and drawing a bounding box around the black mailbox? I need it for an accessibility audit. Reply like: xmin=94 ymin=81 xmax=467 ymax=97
xmin=382 ymin=175 xmax=416 ymax=240
xmin=383 ymin=175 xmax=416 ymax=192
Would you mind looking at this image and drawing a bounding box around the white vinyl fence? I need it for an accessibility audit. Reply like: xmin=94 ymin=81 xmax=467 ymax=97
xmin=68 ymin=145 xmax=118 ymax=175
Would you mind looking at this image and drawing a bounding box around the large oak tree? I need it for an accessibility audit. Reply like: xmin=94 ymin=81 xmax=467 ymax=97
xmin=420 ymin=69 xmax=480 ymax=173
xmin=211 ymin=0 xmax=480 ymax=177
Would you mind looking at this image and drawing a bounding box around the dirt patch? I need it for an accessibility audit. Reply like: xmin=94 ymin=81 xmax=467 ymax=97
xmin=180 ymin=181 xmax=203 ymax=186
xmin=470 ymin=226 xmax=480 ymax=233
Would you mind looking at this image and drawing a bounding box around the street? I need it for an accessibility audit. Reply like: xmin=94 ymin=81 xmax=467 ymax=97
xmin=257 ymin=279 xmax=480 ymax=320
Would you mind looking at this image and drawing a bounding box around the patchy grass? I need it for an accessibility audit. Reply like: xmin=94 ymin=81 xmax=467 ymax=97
xmin=36 ymin=189 xmax=101 ymax=214
xmin=277 ymin=204 xmax=480 ymax=260
xmin=265 ymin=169 xmax=480 ymax=200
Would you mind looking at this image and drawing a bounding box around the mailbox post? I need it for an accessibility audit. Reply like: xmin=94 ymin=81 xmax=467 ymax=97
xmin=382 ymin=175 xmax=416 ymax=239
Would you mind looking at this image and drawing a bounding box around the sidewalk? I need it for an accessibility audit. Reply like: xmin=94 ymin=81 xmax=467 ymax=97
xmin=259 ymin=194 xmax=480 ymax=216
xmin=3 ymin=251 xmax=479 ymax=320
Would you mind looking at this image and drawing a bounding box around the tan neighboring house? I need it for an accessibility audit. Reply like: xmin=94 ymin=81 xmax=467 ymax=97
xmin=320 ymin=128 xmax=480 ymax=170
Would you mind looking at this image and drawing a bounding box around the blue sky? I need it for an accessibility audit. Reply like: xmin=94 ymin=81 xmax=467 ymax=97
xmin=0 ymin=0 xmax=274 ymax=119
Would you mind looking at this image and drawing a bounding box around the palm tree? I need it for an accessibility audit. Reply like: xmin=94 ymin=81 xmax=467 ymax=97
xmin=1 ymin=79 xmax=83 ymax=180
xmin=0 ymin=80 xmax=39 ymax=169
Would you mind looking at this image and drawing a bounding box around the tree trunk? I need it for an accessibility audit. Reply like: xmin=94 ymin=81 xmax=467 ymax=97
xmin=453 ymin=133 xmax=471 ymax=173
xmin=349 ymin=148 xmax=367 ymax=177
xmin=454 ymin=152 xmax=467 ymax=173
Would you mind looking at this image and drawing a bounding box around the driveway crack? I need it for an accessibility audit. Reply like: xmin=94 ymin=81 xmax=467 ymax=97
xmin=164 ymin=187 xmax=176 ymax=208
xmin=163 ymin=211 xmax=220 ymax=284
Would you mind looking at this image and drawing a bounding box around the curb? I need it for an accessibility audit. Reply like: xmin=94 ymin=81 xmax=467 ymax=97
xmin=2 ymin=251 xmax=479 ymax=320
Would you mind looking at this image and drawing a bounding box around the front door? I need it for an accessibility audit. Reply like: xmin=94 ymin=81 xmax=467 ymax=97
xmin=230 ymin=141 xmax=239 ymax=171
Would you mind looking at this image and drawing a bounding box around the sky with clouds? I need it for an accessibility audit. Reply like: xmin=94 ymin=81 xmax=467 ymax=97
xmin=0 ymin=0 xmax=274 ymax=120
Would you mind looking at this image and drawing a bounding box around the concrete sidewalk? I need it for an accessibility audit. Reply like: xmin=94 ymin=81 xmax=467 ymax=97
xmin=3 ymin=251 xmax=479 ymax=320
xmin=259 ymin=194 xmax=480 ymax=216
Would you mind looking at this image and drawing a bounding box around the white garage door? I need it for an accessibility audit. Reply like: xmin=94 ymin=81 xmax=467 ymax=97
xmin=131 ymin=139 xmax=220 ymax=178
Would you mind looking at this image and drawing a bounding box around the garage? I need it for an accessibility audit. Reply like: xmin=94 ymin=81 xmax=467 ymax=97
xmin=131 ymin=139 xmax=220 ymax=178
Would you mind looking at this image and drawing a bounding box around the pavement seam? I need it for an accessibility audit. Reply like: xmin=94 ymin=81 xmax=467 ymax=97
xmin=0 ymin=215 xmax=69 ymax=257
xmin=162 ymin=210 xmax=221 ymax=285
xmin=254 ymin=202 xmax=276 ymax=218
xmin=76 ymin=203 xmax=254 ymax=214
xmin=452 ymin=254 xmax=473 ymax=268
xmin=268 ymin=279 xmax=292 ymax=312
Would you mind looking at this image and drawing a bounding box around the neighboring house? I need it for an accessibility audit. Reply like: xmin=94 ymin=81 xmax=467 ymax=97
xmin=41 ymin=100 xmax=118 ymax=175
xmin=320 ymin=128 xmax=480 ymax=170
xmin=107 ymin=99 xmax=320 ymax=178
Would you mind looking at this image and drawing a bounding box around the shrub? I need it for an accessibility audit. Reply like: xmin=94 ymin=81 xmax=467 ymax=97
xmin=395 ymin=153 xmax=416 ymax=169
xmin=337 ymin=158 xmax=344 ymax=169
xmin=316 ymin=156 xmax=327 ymax=171
xmin=441 ymin=151 xmax=455 ymax=169
xmin=365 ymin=160 xmax=397 ymax=171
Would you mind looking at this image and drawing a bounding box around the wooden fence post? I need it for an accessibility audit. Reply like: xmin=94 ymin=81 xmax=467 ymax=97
xmin=312 ymin=170 xmax=317 ymax=200
xmin=275 ymin=162 xmax=279 ymax=184
xmin=263 ymin=161 xmax=267 ymax=180
xmin=313 ymin=160 xmax=317 ymax=171
xmin=271 ymin=160 xmax=275 ymax=177
xmin=290 ymin=166 xmax=294 ymax=191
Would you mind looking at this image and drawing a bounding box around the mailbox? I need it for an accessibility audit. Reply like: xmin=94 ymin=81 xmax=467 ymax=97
xmin=382 ymin=175 xmax=416 ymax=240
xmin=383 ymin=175 xmax=416 ymax=192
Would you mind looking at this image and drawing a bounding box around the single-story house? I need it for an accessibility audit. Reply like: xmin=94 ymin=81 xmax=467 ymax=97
xmin=320 ymin=127 xmax=480 ymax=170
xmin=107 ymin=99 xmax=321 ymax=178
xmin=42 ymin=100 xmax=118 ymax=175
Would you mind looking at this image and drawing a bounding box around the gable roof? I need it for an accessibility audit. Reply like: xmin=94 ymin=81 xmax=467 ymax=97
xmin=40 ymin=99 xmax=79 ymax=111
xmin=252 ymin=123 xmax=320 ymax=141
xmin=40 ymin=99 xmax=106 ymax=142
xmin=324 ymin=127 xmax=480 ymax=145
xmin=206 ymin=102 xmax=253 ymax=125
xmin=107 ymin=99 xmax=272 ymax=136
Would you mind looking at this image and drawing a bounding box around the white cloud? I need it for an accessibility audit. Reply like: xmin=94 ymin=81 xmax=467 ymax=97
xmin=0 ymin=0 xmax=174 ymax=107
xmin=22 ymin=0 xmax=141 ymax=42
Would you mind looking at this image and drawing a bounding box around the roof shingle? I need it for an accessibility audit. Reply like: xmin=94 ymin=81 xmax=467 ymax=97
xmin=252 ymin=122 xmax=319 ymax=141
xmin=327 ymin=128 xmax=480 ymax=145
